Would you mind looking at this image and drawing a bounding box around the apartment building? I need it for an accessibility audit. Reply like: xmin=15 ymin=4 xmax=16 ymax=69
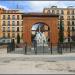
xmin=0 ymin=8 xmax=5 ymax=38
xmin=0 ymin=8 xmax=23 ymax=43
xmin=43 ymin=6 xmax=75 ymax=41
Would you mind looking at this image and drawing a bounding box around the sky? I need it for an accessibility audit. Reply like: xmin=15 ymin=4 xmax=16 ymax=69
xmin=0 ymin=1 xmax=75 ymax=12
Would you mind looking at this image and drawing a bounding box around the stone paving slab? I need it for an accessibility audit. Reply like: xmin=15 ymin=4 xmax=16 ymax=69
xmin=0 ymin=51 xmax=75 ymax=74
xmin=0 ymin=60 xmax=75 ymax=74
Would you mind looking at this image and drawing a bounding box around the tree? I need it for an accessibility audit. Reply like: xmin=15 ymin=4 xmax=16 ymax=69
xmin=58 ymin=17 xmax=64 ymax=54
xmin=59 ymin=17 xmax=64 ymax=43
xmin=17 ymin=33 xmax=20 ymax=44
xmin=67 ymin=26 xmax=70 ymax=42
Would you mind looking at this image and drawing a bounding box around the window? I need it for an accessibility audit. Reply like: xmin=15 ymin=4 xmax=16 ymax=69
xmin=57 ymin=10 xmax=59 ymax=14
xmin=3 ymin=15 xmax=5 ymax=19
xmin=72 ymin=27 xmax=75 ymax=31
xmin=8 ymin=15 xmax=10 ymax=19
xmin=12 ymin=27 xmax=15 ymax=32
xmin=67 ymin=21 xmax=70 ymax=26
xmin=3 ymin=27 xmax=5 ymax=32
xmin=8 ymin=21 xmax=10 ymax=26
xmin=2 ymin=21 xmax=6 ymax=26
xmin=8 ymin=27 xmax=10 ymax=32
xmin=8 ymin=33 xmax=10 ymax=38
xmin=17 ymin=15 xmax=19 ymax=19
xmin=61 ymin=16 xmax=64 ymax=19
xmin=3 ymin=33 xmax=5 ymax=37
xmin=17 ymin=27 xmax=19 ymax=32
xmin=22 ymin=15 xmax=23 ymax=19
xmin=67 ymin=16 xmax=70 ymax=19
xmin=72 ymin=21 xmax=74 ymax=25
xmin=72 ymin=10 xmax=74 ymax=14
xmin=17 ymin=21 xmax=19 ymax=25
xmin=12 ymin=33 xmax=15 ymax=38
xmin=72 ymin=16 xmax=74 ymax=20
xmin=12 ymin=15 xmax=15 ymax=20
xmin=52 ymin=10 xmax=55 ymax=14
xmin=12 ymin=21 xmax=15 ymax=26
xmin=58 ymin=27 xmax=59 ymax=29
xmin=61 ymin=10 xmax=64 ymax=14
xmin=47 ymin=10 xmax=50 ymax=13
xmin=67 ymin=10 xmax=70 ymax=14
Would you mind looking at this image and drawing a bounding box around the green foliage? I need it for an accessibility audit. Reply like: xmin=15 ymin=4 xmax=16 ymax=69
xmin=59 ymin=18 xmax=64 ymax=43
xmin=17 ymin=34 xmax=20 ymax=44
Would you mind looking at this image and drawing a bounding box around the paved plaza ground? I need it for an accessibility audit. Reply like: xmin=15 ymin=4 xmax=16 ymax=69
xmin=0 ymin=48 xmax=75 ymax=74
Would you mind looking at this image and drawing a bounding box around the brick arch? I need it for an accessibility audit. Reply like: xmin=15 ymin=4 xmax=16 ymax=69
xmin=23 ymin=13 xmax=59 ymax=46
xmin=31 ymin=22 xmax=50 ymax=31
xmin=32 ymin=22 xmax=50 ymax=26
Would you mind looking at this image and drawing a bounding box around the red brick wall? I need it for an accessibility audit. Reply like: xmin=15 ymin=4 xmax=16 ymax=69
xmin=23 ymin=16 xmax=58 ymax=45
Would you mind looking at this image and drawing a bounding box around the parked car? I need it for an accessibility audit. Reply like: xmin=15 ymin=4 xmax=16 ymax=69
xmin=0 ymin=37 xmax=11 ymax=45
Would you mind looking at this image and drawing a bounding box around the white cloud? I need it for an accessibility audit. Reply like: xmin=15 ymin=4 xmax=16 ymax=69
xmin=0 ymin=1 xmax=74 ymax=12
xmin=0 ymin=5 xmax=9 ymax=10
xmin=27 ymin=1 xmax=67 ymax=12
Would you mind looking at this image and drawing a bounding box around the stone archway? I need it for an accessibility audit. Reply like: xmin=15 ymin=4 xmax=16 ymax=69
xmin=23 ymin=13 xmax=59 ymax=46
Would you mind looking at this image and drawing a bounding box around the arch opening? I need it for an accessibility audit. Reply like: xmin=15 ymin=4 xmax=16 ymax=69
xmin=31 ymin=22 xmax=50 ymax=46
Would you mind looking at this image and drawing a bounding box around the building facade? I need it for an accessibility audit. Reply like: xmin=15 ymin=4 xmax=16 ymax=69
xmin=0 ymin=8 xmax=5 ymax=38
xmin=0 ymin=8 xmax=23 ymax=43
xmin=43 ymin=6 xmax=75 ymax=42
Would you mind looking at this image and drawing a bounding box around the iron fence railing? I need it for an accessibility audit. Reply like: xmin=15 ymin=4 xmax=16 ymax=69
xmin=6 ymin=42 xmax=75 ymax=55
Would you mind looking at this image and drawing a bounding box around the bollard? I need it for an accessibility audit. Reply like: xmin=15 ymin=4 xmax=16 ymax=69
xmin=34 ymin=40 xmax=37 ymax=55
xmin=43 ymin=42 xmax=44 ymax=54
xmin=24 ymin=43 xmax=27 ymax=54
xmin=57 ymin=43 xmax=59 ymax=54
xmin=7 ymin=44 xmax=11 ymax=53
xmin=66 ymin=43 xmax=67 ymax=51
xmin=58 ymin=43 xmax=62 ymax=54
xmin=34 ymin=46 xmax=37 ymax=55
xmin=7 ymin=46 xmax=9 ymax=53
xmin=50 ymin=43 xmax=52 ymax=54
xmin=60 ymin=43 xmax=62 ymax=54
xmin=35 ymin=48 xmax=37 ymax=54
xmin=70 ymin=42 xmax=71 ymax=53
xmin=48 ymin=42 xmax=50 ymax=53
xmin=63 ymin=43 xmax=64 ymax=50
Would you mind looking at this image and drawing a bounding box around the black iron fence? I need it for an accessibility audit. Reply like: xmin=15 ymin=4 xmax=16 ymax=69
xmin=7 ymin=42 xmax=75 ymax=55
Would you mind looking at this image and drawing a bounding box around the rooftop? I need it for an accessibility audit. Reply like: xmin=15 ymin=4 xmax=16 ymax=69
xmin=23 ymin=13 xmax=59 ymax=17
xmin=44 ymin=6 xmax=75 ymax=10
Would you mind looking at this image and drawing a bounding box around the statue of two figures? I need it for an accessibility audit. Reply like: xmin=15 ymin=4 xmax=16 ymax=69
xmin=34 ymin=32 xmax=48 ymax=46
